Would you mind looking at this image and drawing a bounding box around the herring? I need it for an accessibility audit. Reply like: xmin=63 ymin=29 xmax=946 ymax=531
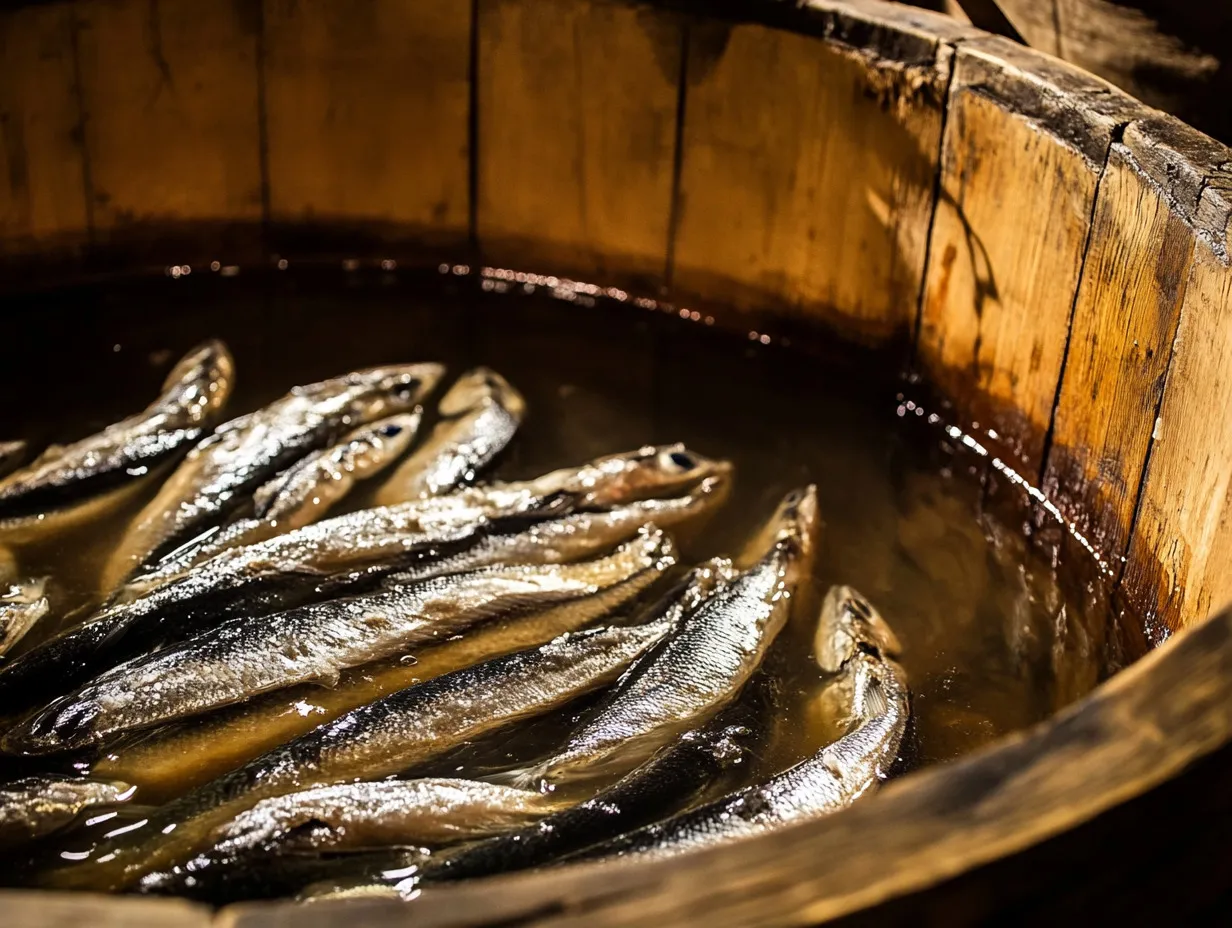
xmin=0 ymin=577 xmax=50 ymax=657
xmin=375 ymin=368 xmax=524 ymax=505
xmin=512 ymin=486 xmax=818 ymax=789
xmin=7 ymin=530 xmax=676 ymax=753
xmin=0 ymin=341 xmax=234 ymax=525
xmin=0 ymin=775 xmax=134 ymax=850
xmin=100 ymin=362 xmax=443 ymax=589
xmin=565 ymin=585 xmax=910 ymax=863
xmin=46 ymin=622 xmax=671 ymax=892
xmin=0 ymin=448 xmax=726 ymax=714
xmin=130 ymin=412 xmax=420 ymax=585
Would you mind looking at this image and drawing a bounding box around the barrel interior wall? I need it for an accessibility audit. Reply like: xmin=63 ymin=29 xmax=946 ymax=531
xmin=1 ymin=0 xmax=1232 ymax=632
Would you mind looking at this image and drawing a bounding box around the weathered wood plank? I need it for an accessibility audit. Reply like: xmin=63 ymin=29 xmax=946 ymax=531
xmin=917 ymin=36 xmax=1139 ymax=474
xmin=1119 ymin=118 xmax=1232 ymax=631
xmin=671 ymin=7 xmax=955 ymax=345
xmin=75 ymin=0 xmax=263 ymax=252
xmin=263 ymin=0 xmax=470 ymax=253
xmin=1040 ymin=141 xmax=1194 ymax=568
xmin=0 ymin=4 xmax=89 ymax=252
xmin=476 ymin=0 xmax=681 ymax=288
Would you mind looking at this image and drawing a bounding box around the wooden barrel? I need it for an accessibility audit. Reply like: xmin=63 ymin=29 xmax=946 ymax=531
xmin=2 ymin=0 xmax=1231 ymax=923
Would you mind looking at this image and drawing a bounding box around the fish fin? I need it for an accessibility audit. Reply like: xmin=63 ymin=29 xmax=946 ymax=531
xmin=486 ymin=762 xmax=549 ymax=792
xmin=857 ymin=675 xmax=889 ymax=721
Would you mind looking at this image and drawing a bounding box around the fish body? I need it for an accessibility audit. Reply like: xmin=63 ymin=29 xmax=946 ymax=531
xmin=50 ymin=621 xmax=669 ymax=892
xmin=141 ymin=778 xmax=560 ymax=899
xmin=8 ymin=530 xmax=675 ymax=753
xmin=102 ymin=363 xmax=443 ymax=588
xmin=132 ymin=412 xmax=421 ymax=584
xmin=0 ymin=776 xmax=133 ymax=850
xmin=0 ymin=450 xmax=725 ymax=714
xmin=0 ymin=341 xmax=234 ymax=524
xmin=375 ymin=368 xmax=524 ymax=505
xmin=422 ymin=717 xmax=761 ymax=888
xmin=0 ymin=577 xmax=49 ymax=657
xmin=517 ymin=486 xmax=817 ymax=789
xmin=94 ymin=524 xmax=677 ymax=797
xmin=569 ymin=586 xmax=909 ymax=863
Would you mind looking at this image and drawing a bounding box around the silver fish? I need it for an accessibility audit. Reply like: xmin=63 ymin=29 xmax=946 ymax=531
xmin=0 ymin=775 xmax=134 ymax=850
xmin=8 ymin=530 xmax=675 ymax=753
xmin=0 ymin=577 xmax=49 ymax=657
xmin=0 ymin=448 xmax=726 ymax=714
xmin=514 ymin=486 xmax=818 ymax=789
xmin=93 ymin=523 xmax=676 ymax=797
xmin=188 ymin=778 xmax=560 ymax=869
xmin=0 ymin=341 xmax=234 ymax=525
xmin=100 ymin=362 xmax=443 ymax=589
xmin=374 ymin=368 xmax=524 ymax=505
xmin=131 ymin=412 xmax=421 ymax=585
xmin=48 ymin=622 xmax=670 ymax=892
xmin=568 ymin=585 xmax=910 ymax=863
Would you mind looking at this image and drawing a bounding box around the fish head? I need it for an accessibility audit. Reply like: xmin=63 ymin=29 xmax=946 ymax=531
xmin=344 ymin=363 xmax=446 ymax=419
xmin=437 ymin=368 xmax=526 ymax=420
xmin=813 ymin=585 xmax=903 ymax=674
xmin=341 ymin=411 xmax=423 ymax=476
xmin=576 ymin=445 xmax=733 ymax=508
xmin=737 ymin=485 xmax=820 ymax=573
xmin=162 ymin=340 xmax=236 ymax=424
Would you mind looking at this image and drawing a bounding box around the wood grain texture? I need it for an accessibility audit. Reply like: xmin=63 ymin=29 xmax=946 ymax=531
xmin=476 ymin=0 xmax=681 ymax=287
xmin=74 ymin=0 xmax=263 ymax=249
xmin=263 ymin=0 xmax=470 ymax=251
xmin=671 ymin=16 xmax=950 ymax=345
xmin=0 ymin=3 xmax=89 ymax=252
xmin=917 ymin=36 xmax=1140 ymax=473
xmin=1119 ymin=118 xmax=1232 ymax=631
xmin=1040 ymin=141 xmax=1194 ymax=568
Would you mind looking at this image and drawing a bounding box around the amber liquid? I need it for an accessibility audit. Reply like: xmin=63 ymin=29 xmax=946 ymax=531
xmin=0 ymin=263 xmax=1122 ymax=893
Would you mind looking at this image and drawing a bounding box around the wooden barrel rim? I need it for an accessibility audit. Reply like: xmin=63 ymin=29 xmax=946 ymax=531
xmin=2 ymin=0 xmax=1231 ymax=923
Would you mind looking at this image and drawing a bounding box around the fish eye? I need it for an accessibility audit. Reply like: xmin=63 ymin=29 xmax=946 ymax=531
xmin=381 ymin=424 xmax=403 ymax=437
xmin=668 ymin=451 xmax=696 ymax=470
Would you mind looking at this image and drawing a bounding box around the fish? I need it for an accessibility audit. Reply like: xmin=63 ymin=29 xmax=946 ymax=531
xmin=139 ymin=779 xmax=562 ymax=898
xmin=0 ymin=441 xmax=26 ymax=478
xmin=0 ymin=448 xmax=726 ymax=715
xmin=562 ymin=585 xmax=910 ymax=863
xmin=128 ymin=412 xmax=421 ymax=586
xmin=7 ymin=529 xmax=676 ymax=753
xmin=100 ymin=362 xmax=444 ymax=590
xmin=415 ymin=711 xmax=766 ymax=890
xmin=0 ymin=577 xmax=50 ymax=658
xmin=93 ymin=518 xmax=680 ymax=798
xmin=45 ymin=622 xmax=670 ymax=892
xmin=510 ymin=486 xmax=818 ymax=790
xmin=0 ymin=341 xmax=234 ymax=526
xmin=0 ymin=775 xmax=134 ymax=850
xmin=374 ymin=368 xmax=524 ymax=506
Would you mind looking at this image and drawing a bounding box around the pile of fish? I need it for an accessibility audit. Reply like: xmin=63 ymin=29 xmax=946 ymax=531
xmin=0 ymin=340 xmax=911 ymax=903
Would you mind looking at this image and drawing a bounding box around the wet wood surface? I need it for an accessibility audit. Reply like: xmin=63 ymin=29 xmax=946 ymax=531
xmin=0 ymin=3 xmax=88 ymax=253
xmin=916 ymin=36 xmax=1139 ymax=475
xmin=672 ymin=9 xmax=952 ymax=345
xmin=476 ymin=0 xmax=681 ymax=288
xmin=263 ymin=0 xmax=471 ymax=252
